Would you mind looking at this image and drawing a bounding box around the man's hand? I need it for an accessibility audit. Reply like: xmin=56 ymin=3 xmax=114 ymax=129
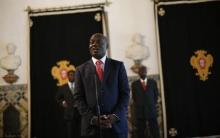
xmin=91 ymin=114 xmax=119 ymax=128
xmin=107 ymin=114 xmax=119 ymax=124
xmin=62 ymin=100 xmax=68 ymax=108
xmin=91 ymin=115 xmax=112 ymax=128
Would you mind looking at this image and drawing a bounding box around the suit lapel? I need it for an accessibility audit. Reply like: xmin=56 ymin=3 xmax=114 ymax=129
xmin=88 ymin=59 xmax=96 ymax=72
xmin=138 ymin=80 xmax=146 ymax=92
xmin=103 ymin=58 xmax=110 ymax=82
xmin=88 ymin=59 xmax=96 ymax=78
xmin=64 ymin=84 xmax=72 ymax=95
xmin=87 ymin=60 xmax=98 ymax=87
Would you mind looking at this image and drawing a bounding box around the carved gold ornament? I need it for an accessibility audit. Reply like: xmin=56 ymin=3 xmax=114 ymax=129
xmin=51 ymin=60 xmax=76 ymax=86
xmin=190 ymin=50 xmax=213 ymax=81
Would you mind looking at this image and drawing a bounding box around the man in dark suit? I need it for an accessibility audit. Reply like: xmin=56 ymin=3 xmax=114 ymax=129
xmin=131 ymin=66 xmax=160 ymax=138
xmin=56 ymin=70 xmax=81 ymax=138
xmin=73 ymin=33 xmax=130 ymax=138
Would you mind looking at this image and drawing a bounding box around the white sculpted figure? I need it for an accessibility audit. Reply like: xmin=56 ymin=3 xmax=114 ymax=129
xmin=125 ymin=33 xmax=150 ymax=73
xmin=125 ymin=33 xmax=149 ymax=60
xmin=0 ymin=43 xmax=21 ymax=71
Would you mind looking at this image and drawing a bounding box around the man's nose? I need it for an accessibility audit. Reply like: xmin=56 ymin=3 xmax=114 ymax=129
xmin=89 ymin=43 xmax=98 ymax=49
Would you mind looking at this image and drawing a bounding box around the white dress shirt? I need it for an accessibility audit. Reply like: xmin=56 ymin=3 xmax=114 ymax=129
xmin=92 ymin=55 xmax=107 ymax=71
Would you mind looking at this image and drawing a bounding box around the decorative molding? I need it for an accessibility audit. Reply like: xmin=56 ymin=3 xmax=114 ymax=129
xmin=26 ymin=2 xmax=112 ymax=15
xmin=0 ymin=84 xmax=28 ymax=138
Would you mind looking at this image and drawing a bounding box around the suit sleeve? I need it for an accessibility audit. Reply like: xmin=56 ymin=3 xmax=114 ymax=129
xmin=55 ymin=87 xmax=64 ymax=107
xmin=153 ymin=79 xmax=159 ymax=105
xmin=73 ymin=68 xmax=94 ymax=119
xmin=131 ymin=82 xmax=136 ymax=103
xmin=113 ymin=62 xmax=130 ymax=118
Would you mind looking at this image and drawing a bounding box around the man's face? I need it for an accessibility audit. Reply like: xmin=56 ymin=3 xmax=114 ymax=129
xmin=68 ymin=71 xmax=75 ymax=82
xmin=89 ymin=34 xmax=107 ymax=59
xmin=138 ymin=67 xmax=147 ymax=79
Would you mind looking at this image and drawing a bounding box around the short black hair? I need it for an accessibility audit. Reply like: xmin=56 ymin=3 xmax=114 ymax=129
xmin=67 ymin=70 xmax=75 ymax=75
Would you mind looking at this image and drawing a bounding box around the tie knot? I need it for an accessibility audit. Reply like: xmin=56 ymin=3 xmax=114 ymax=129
xmin=96 ymin=60 xmax=103 ymax=65
xmin=141 ymin=80 xmax=146 ymax=86
xmin=95 ymin=60 xmax=104 ymax=81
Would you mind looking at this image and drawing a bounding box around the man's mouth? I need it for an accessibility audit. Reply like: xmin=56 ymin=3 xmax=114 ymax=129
xmin=93 ymin=49 xmax=99 ymax=53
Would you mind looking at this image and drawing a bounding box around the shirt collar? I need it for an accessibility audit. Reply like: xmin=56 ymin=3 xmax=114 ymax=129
xmin=92 ymin=55 xmax=107 ymax=66
xmin=140 ymin=77 xmax=147 ymax=83
xmin=68 ymin=81 xmax=74 ymax=88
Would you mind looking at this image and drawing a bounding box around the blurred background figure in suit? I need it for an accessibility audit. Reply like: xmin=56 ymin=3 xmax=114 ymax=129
xmin=131 ymin=66 xmax=160 ymax=138
xmin=56 ymin=70 xmax=81 ymax=138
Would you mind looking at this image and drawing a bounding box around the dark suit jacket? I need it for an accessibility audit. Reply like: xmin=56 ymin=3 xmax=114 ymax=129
xmin=56 ymin=83 xmax=79 ymax=120
xmin=131 ymin=79 xmax=158 ymax=119
xmin=74 ymin=58 xmax=130 ymax=136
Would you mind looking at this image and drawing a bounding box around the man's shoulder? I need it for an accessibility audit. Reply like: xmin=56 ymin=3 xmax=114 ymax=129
xmin=148 ymin=78 xmax=156 ymax=83
xmin=108 ymin=58 xmax=122 ymax=63
xmin=107 ymin=58 xmax=123 ymax=66
xmin=132 ymin=80 xmax=140 ymax=85
xmin=58 ymin=83 xmax=69 ymax=91
xmin=76 ymin=60 xmax=92 ymax=70
xmin=148 ymin=78 xmax=157 ymax=86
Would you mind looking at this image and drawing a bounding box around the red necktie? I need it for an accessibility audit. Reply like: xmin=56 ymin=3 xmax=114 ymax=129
xmin=141 ymin=81 xmax=147 ymax=91
xmin=96 ymin=60 xmax=104 ymax=81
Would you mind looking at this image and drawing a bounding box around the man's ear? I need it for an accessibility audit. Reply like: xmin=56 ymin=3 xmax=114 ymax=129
xmin=104 ymin=36 xmax=109 ymax=49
